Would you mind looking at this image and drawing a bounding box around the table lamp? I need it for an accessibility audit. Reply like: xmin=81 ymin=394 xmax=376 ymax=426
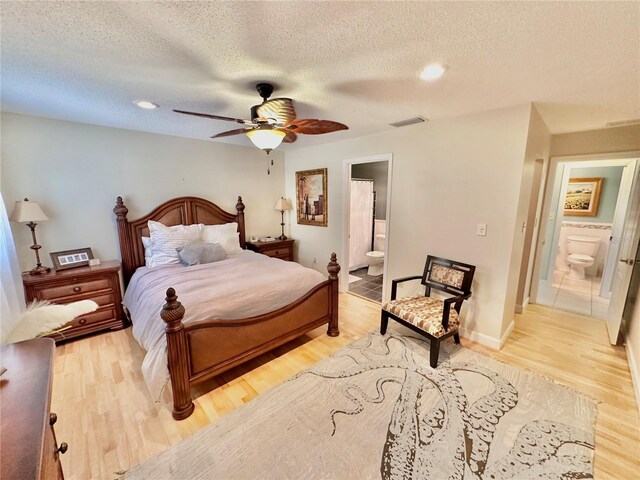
xmin=9 ymin=198 xmax=50 ymax=274
xmin=274 ymin=197 xmax=292 ymax=240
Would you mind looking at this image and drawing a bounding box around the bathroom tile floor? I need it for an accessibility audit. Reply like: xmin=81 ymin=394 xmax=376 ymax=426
xmin=536 ymin=270 xmax=608 ymax=319
xmin=348 ymin=267 xmax=383 ymax=303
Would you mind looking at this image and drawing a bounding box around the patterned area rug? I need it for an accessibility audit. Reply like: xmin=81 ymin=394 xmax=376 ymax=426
xmin=125 ymin=331 xmax=596 ymax=479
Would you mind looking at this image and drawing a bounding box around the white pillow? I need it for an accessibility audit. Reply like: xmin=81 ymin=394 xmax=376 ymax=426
xmin=202 ymin=222 xmax=243 ymax=255
xmin=142 ymin=236 xmax=152 ymax=265
xmin=148 ymin=221 xmax=204 ymax=267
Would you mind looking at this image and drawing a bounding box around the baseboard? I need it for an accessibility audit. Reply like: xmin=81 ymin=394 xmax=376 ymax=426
xmin=515 ymin=297 xmax=530 ymax=314
xmin=459 ymin=320 xmax=514 ymax=351
xmin=625 ymin=341 xmax=640 ymax=418
xmin=500 ymin=320 xmax=515 ymax=349
xmin=459 ymin=328 xmax=501 ymax=350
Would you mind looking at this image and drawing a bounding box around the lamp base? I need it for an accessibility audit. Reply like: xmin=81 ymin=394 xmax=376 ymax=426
xmin=278 ymin=234 xmax=288 ymax=240
xmin=29 ymin=265 xmax=51 ymax=275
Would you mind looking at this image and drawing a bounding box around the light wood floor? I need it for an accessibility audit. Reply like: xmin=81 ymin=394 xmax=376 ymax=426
xmin=51 ymin=294 xmax=640 ymax=479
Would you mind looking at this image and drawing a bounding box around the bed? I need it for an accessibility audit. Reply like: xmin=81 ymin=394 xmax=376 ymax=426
xmin=113 ymin=195 xmax=340 ymax=420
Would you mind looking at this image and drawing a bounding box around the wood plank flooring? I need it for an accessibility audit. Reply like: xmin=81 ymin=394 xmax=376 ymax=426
xmin=50 ymin=294 xmax=640 ymax=479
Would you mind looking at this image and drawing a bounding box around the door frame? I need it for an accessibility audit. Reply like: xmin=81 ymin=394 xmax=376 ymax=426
xmin=341 ymin=153 xmax=393 ymax=298
xmin=530 ymin=151 xmax=640 ymax=304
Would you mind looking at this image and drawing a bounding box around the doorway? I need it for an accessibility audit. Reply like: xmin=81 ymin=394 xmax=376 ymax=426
xmin=342 ymin=154 xmax=393 ymax=303
xmin=532 ymin=157 xmax=639 ymax=333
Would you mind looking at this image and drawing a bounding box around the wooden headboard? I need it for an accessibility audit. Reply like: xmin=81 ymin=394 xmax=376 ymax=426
xmin=113 ymin=196 xmax=246 ymax=285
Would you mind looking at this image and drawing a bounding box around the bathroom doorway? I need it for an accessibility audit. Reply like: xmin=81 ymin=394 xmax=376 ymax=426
xmin=342 ymin=154 xmax=393 ymax=303
xmin=534 ymin=157 xmax=638 ymax=320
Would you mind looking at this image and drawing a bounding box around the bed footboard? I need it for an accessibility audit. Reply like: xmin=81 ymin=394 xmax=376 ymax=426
xmin=161 ymin=253 xmax=341 ymax=420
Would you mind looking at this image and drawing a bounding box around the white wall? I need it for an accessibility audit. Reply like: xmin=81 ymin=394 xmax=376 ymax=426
xmin=1 ymin=113 xmax=285 ymax=271
xmin=510 ymin=107 xmax=551 ymax=322
xmin=550 ymin=125 xmax=640 ymax=157
xmin=285 ymin=104 xmax=533 ymax=347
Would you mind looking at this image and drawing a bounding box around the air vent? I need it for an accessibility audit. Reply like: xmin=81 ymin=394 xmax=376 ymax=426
xmin=605 ymin=118 xmax=640 ymax=128
xmin=389 ymin=116 xmax=428 ymax=128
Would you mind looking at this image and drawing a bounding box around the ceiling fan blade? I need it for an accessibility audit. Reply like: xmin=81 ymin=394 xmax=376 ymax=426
xmin=278 ymin=130 xmax=297 ymax=143
xmin=286 ymin=119 xmax=348 ymax=135
xmin=211 ymin=127 xmax=253 ymax=138
xmin=256 ymin=98 xmax=296 ymax=124
xmin=174 ymin=109 xmax=250 ymax=125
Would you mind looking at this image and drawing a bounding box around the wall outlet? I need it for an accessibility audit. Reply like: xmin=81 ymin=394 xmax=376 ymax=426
xmin=477 ymin=224 xmax=487 ymax=236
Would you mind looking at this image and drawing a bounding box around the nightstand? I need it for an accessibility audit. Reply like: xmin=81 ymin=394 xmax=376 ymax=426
xmin=22 ymin=260 xmax=125 ymax=342
xmin=246 ymin=239 xmax=295 ymax=261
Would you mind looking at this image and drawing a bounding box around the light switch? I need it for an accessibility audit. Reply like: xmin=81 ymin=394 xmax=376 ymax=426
xmin=477 ymin=224 xmax=487 ymax=236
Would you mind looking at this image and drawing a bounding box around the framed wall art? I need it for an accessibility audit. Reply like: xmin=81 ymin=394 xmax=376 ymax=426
xmin=563 ymin=177 xmax=603 ymax=217
xmin=50 ymin=247 xmax=94 ymax=271
xmin=296 ymin=168 xmax=328 ymax=227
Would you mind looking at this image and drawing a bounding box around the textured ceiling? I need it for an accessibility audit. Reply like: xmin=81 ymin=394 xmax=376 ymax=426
xmin=1 ymin=1 xmax=639 ymax=149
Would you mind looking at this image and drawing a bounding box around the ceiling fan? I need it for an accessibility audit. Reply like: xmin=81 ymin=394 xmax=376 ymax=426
xmin=174 ymin=83 xmax=348 ymax=155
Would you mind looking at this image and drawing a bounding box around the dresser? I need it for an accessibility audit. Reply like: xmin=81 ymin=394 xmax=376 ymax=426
xmin=246 ymin=239 xmax=295 ymax=261
xmin=0 ymin=338 xmax=66 ymax=479
xmin=22 ymin=260 xmax=125 ymax=342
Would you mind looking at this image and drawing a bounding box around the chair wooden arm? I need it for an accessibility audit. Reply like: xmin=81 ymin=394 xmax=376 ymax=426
xmin=442 ymin=293 xmax=472 ymax=330
xmin=391 ymin=275 xmax=422 ymax=300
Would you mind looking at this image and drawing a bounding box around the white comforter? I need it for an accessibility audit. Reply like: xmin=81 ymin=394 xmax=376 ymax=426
xmin=123 ymin=250 xmax=326 ymax=402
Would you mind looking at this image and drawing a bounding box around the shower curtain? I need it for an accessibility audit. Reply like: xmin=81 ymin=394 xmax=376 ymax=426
xmin=349 ymin=180 xmax=374 ymax=271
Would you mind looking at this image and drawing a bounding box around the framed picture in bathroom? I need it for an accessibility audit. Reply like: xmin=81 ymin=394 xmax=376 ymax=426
xmin=563 ymin=177 xmax=603 ymax=217
xmin=296 ymin=168 xmax=328 ymax=227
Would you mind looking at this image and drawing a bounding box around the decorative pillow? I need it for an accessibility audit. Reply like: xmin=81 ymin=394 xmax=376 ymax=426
xmin=142 ymin=236 xmax=152 ymax=265
xmin=148 ymin=221 xmax=204 ymax=268
xmin=176 ymin=242 xmax=227 ymax=266
xmin=202 ymin=223 xmax=243 ymax=255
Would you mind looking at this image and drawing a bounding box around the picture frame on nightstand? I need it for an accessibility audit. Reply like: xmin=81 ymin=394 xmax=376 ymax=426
xmin=50 ymin=247 xmax=94 ymax=271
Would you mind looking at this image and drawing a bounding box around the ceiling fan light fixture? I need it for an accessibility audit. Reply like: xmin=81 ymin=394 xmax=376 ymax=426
xmin=247 ymin=128 xmax=286 ymax=153
xmin=419 ymin=63 xmax=447 ymax=81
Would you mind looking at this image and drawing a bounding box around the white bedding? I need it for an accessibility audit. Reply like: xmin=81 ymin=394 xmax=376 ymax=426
xmin=123 ymin=250 xmax=326 ymax=402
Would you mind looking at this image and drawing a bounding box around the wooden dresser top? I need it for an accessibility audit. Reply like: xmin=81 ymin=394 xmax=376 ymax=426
xmin=0 ymin=338 xmax=55 ymax=479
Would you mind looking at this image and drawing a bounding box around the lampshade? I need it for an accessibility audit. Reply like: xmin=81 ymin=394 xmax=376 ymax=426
xmin=274 ymin=197 xmax=292 ymax=211
xmin=9 ymin=198 xmax=49 ymax=222
xmin=247 ymin=128 xmax=286 ymax=152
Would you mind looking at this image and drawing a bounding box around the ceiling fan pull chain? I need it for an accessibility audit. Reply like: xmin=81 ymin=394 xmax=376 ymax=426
xmin=267 ymin=157 xmax=270 ymax=175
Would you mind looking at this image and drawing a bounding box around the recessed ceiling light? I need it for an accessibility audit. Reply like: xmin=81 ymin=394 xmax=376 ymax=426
xmin=134 ymin=100 xmax=158 ymax=110
xmin=419 ymin=64 xmax=448 ymax=81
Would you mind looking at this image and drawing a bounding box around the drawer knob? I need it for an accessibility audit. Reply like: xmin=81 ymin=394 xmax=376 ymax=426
xmin=49 ymin=413 xmax=57 ymax=426
xmin=79 ymin=318 xmax=87 ymax=325
xmin=56 ymin=442 xmax=68 ymax=455
xmin=73 ymin=286 xmax=81 ymax=293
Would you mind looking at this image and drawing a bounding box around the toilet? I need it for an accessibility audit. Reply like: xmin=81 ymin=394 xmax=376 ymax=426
xmin=365 ymin=220 xmax=386 ymax=276
xmin=566 ymin=235 xmax=601 ymax=280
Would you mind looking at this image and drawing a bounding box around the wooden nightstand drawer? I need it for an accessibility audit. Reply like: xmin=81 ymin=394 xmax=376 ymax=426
xmin=246 ymin=239 xmax=295 ymax=262
xmin=261 ymin=247 xmax=288 ymax=258
xmin=35 ymin=278 xmax=111 ymax=301
xmin=74 ymin=306 xmax=117 ymax=327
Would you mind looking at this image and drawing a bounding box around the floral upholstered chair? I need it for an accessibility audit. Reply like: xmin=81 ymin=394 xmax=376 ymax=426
xmin=381 ymin=256 xmax=476 ymax=368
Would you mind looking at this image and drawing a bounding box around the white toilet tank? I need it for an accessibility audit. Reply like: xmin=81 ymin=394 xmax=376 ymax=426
xmin=373 ymin=220 xmax=386 ymax=252
xmin=567 ymin=235 xmax=600 ymax=256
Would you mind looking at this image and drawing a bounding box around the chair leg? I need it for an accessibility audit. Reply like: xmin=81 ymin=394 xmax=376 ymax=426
xmin=430 ymin=339 xmax=441 ymax=368
xmin=454 ymin=332 xmax=460 ymax=344
xmin=380 ymin=310 xmax=389 ymax=335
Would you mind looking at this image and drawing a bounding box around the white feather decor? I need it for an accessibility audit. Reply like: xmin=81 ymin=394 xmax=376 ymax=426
xmin=5 ymin=300 xmax=99 ymax=344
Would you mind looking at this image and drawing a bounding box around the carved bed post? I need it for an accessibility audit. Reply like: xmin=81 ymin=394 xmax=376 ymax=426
xmin=327 ymin=252 xmax=341 ymax=337
xmin=161 ymin=288 xmax=195 ymax=420
xmin=236 ymin=196 xmax=246 ymax=249
xmin=113 ymin=196 xmax=135 ymax=286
